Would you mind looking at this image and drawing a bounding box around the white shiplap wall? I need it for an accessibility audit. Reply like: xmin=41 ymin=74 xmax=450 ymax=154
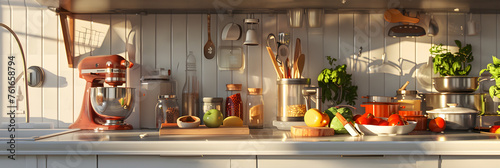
xmin=1 ymin=1 xmax=499 ymax=128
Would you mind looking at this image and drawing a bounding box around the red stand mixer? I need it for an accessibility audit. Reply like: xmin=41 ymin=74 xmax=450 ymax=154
xmin=69 ymin=55 xmax=135 ymax=130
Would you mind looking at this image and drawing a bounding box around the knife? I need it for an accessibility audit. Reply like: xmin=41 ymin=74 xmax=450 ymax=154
xmin=335 ymin=113 xmax=364 ymax=137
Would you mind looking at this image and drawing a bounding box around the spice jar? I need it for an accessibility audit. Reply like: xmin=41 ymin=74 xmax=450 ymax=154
xmin=247 ymin=88 xmax=264 ymax=129
xmin=226 ymin=84 xmax=243 ymax=120
xmin=155 ymin=95 xmax=180 ymax=128
xmin=203 ymin=97 xmax=223 ymax=114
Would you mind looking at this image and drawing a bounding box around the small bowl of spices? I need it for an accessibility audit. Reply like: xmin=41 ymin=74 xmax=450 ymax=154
xmin=177 ymin=115 xmax=201 ymax=128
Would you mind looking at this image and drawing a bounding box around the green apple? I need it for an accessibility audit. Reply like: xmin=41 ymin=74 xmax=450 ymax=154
xmin=203 ymin=109 xmax=223 ymax=128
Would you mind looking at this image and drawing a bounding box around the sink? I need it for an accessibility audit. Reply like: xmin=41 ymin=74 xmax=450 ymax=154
xmin=0 ymin=129 xmax=80 ymax=141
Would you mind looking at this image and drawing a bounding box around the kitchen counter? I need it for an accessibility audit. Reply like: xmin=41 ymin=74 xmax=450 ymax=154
xmin=6 ymin=129 xmax=500 ymax=156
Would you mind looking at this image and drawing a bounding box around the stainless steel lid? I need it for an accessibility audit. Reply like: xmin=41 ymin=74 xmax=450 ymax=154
xmin=396 ymin=90 xmax=418 ymax=95
xmin=277 ymin=78 xmax=310 ymax=85
xmin=203 ymin=97 xmax=223 ymax=103
xmin=427 ymin=103 xmax=478 ymax=114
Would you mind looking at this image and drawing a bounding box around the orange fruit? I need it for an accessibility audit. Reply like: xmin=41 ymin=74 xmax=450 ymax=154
xmin=304 ymin=108 xmax=330 ymax=127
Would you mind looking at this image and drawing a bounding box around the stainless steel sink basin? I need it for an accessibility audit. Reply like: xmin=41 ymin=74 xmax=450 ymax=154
xmin=0 ymin=129 xmax=80 ymax=141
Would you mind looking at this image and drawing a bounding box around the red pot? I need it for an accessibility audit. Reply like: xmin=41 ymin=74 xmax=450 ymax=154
xmin=402 ymin=115 xmax=427 ymax=131
xmin=361 ymin=102 xmax=400 ymax=118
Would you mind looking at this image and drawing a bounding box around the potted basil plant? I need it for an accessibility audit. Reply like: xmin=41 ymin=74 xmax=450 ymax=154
xmin=480 ymin=56 xmax=500 ymax=114
xmin=431 ymin=40 xmax=478 ymax=92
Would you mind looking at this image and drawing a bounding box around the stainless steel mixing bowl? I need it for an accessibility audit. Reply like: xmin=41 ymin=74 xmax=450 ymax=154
xmin=433 ymin=76 xmax=479 ymax=92
xmin=90 ymin=87 xmax=135 ymax=124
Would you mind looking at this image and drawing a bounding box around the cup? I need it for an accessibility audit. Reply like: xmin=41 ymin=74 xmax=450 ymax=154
xmin=307 ymin=9 xmax=324 ymax=28
xmin=288 ymin=9 xmax=304 ymax=28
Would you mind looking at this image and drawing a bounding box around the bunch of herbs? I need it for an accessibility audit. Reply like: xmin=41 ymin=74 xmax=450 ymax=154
xmin=317 ymin=56 xmax=358 ymax=106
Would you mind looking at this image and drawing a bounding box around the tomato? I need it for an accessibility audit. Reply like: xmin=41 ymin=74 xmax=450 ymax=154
xmin=356 ymin=116 xmax=371 ymax=125
xmin=389 ymin=119 xmax=404 ymax=126
xmin=388 ymin=114 xmax=402 ymax=123
xmin=378 ymin=120 xmax=389 ymax=126
xmin=429 ymin=117 xmax=446 ymax=133
xmin=353 ymin=114 xmax=362 ymax=121
xmin=374 ymin=118 xmax=384 ymax=123
xmin=370 ymin=118 xmax=379 ymax=125
xmin=491 ymin=125 xmax=500 ymax=133
xmin=304 ymin=108 xmax=330 ymax=127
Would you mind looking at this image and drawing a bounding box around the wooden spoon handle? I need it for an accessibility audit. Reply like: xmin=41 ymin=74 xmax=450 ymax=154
xmin=207 ymin=14 xmax=211 ymax=39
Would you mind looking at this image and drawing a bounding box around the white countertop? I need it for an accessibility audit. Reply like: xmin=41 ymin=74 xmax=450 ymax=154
xmin=4 ymin=129 xmax=500 ymax=156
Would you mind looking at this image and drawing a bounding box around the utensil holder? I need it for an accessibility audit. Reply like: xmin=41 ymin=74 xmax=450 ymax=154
xmin=277 ymin=78 xmax=310 ymax=121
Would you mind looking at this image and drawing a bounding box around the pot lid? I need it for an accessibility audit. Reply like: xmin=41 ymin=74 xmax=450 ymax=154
xmin=427 ymin=103 xmax=478 ymax=114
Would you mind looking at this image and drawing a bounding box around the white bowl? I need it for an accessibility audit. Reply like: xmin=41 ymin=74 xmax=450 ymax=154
xmin=177 ymin=116 xmax=201 ymax=128
xmin=355 ymin=121 xmax=417 ymax=136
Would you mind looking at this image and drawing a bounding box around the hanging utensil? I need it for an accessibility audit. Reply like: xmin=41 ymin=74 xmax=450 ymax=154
xmin=416 ymin=56 xmax=433 ymax=91
xmin=204 ymin=14 xmax=216 ymax=59
xmin=427 ymin=14 xmax=439 ymax=36
xmin=384 ymin=9 xmax=420 ymax=23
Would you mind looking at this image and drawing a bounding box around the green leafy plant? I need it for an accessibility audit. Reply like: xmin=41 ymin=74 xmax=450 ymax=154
xmin=317 ymin=56 xmax=358 ymax=106
xmin=431 ymin=40 xmax=473 ymax=76
xmin=480 ymin=56 xmax=500 ymax=114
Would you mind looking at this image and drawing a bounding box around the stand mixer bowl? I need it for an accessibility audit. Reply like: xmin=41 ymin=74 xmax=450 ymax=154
xmin=90 ymin=87 xmax=135 ymax=125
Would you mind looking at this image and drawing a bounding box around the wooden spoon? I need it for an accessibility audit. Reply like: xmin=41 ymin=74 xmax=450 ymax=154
xmin=204 ymin=14 xmax=216 ymax=59
xmin=297 ymin=54 xmax=305 ymax=78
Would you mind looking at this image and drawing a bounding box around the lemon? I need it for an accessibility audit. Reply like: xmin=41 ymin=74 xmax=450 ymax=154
xmin=223 ymin=116 xmax=243 ymax=127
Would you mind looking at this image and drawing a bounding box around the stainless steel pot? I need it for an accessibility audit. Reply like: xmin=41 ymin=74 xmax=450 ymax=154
xmin=427 ymin=104 xmax=478 ymax=130
xmin=362 ymin=95 xmax=396 ymax=103
xmin=433 ymin=76 xmax=479 ymax=92
xmin=420 ymin=92 xmax=485 ymax=113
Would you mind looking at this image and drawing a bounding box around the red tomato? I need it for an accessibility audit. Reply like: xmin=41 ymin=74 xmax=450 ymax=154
xmin=388 ymin=114 xmax=402 ymax=123
xmin=374 ymin=118 xmax=384 ymax=123
xmin=490 ymin=125 xmax=500 ymax=133
xmin=370 ymin=118 xmax=379 ymax=125
xmin=389 ymin=119 xmax=404 ymax=126
xmin=429 ymin=117 xmax=446 ymax=133
xmin=378 ymin=120 xmax=389 ymax=126
xmin=353 ymin=114 xmax=362 ymax=121
xmin=356 ymin=116 xmax=371 ymax=125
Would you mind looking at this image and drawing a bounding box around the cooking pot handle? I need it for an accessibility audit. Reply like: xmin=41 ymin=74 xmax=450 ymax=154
xmin=335 ymin=105 xmax=357 ymax=114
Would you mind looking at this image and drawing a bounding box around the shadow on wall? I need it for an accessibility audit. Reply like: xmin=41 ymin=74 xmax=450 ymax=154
xmin=1 ymin=117 xmax=72 ymax=129
xmin=41 ymin=67 xmax=68 ymax=88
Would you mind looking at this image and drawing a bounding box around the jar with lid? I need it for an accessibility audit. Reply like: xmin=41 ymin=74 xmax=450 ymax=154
xmin=155 ymin=95 xmax=180 ymax=128
xmin=203 ymin=97 xmax=223 ymax=114
xmin=226 ymin=84 xmax=243 ymax=120
xmin=247 ymin=88 xmax=264 ymax=129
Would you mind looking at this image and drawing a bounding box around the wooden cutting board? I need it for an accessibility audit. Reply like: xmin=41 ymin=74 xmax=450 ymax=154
xmin=159 ymin=123 xmax=249 ymax=135
xmin=291 ymin=126 xmax=335 ymax=137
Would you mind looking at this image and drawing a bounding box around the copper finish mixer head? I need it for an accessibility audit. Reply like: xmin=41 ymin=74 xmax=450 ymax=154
xmin=78 ymin=55 xmax=133 ymax=86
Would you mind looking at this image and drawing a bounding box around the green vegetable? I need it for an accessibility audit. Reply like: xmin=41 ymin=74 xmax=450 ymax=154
xmin=480 ymin=56 xmax=500 ymax=114
xmin=318 ymin=56 xmax=358 ymax=106
xmin=431 ymin=40 xmax=473 ymax=76
xmin=324 ymin=107 xmax=353 ymax=127
xmin=330 ymin=117 xmax=354 ymax=134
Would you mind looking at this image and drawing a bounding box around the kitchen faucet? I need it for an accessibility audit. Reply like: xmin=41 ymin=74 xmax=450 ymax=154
xmin=1 ymin=23 xmax=31 ymax=123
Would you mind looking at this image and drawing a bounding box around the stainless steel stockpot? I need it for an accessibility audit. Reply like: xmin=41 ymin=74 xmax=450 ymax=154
xmin=433 ymin=76 xmax=479 ymax=92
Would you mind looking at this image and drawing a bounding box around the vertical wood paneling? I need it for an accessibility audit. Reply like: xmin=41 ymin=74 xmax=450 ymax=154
xmin=156 ymin=14 xmax=171 ymax=70
xmin=25 ymin=3 xmax=43 ymax=123
xmin=72 ymin=15 xmax=91 ymax=122
xmin=201 ymin=13 xmax=218 ymax=97
xmin=447 ymin=13 xmax=465 ymax=53
xmin=353 ymin=13 xmax=369 ymax=109
xmin=480 ymin=14 xmax=497 ymax=70
xmin=291 ymin=14 xmax=309 ymax=78
xmin=186 ymin=14 xmax=203 ymax=117
xmin=415 ymin=28 xmax=432 ymax=92
xmin=322 ymin=13 xmax=339 ymax=110
xmin=384 ymin=21 xmax=400 ymax=96
xmin=92 ymin=15 xmax=111 ymax=55
xmin=141 ymin=14 xmax=156 ymax=74
xmin=231 ymin=14 xmax=248 ymax=123
xmin=171 ymin=14 xmax=187 ymax=114
xmin=308 ymin=19 xmax=324 ymax=88
xmin=261 ymin=14 xmax=277 ymax=127
xmin=111 ymin=14 xmax=127 ymax=56
xmin=466 ymin=13 xmax=481 ymax=80
xmin=125 ymin=14 xmax=141 ymax=127
xmin=0 ymin=0 xmax=11 ymax=122
xmin=216 ymin=14 xmax=232 ymax=101
xmin=42 ymin=7 xmax=58 ymax=126
xmin=247 ymin=14 xmax=263 ymax=89
xmin=369 ymin=14 xmax=385 ymax=96
xmin=400 ymin=38 xmax=416 ymax=91
xmin=57 ymin=12 xmax=74 ymax=128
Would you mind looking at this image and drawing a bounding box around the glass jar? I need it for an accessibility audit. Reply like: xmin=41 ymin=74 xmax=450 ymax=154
xmin=277 ymin=78 xmax=310 ymax=121
xmin=247 ymin=88 xmax=264 ymax=129
xmin=203 ymin=97 xmax=223 ymax=114
xmin=155 ymin=95 xmax=180 ymax=128
xmin=226 ymin=84 xmax=243 ymax=120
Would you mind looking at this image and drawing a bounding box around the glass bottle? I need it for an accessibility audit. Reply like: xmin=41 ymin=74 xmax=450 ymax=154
xmin=226 ymin=84 xmax=243 ymax=120
xmin=155 ymin=95 xmax=180 ymax=128
xmin=247 ymin=88 xmax=264 ymax=129
xmin=182 ymin=51 xmax=200 ymax=117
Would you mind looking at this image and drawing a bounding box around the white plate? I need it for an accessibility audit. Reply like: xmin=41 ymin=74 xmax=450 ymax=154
xmin=355 ymin=121 xmax=417 ymax=136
